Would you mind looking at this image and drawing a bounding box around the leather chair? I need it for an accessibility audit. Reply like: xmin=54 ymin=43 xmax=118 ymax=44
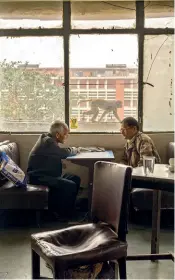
xmin=31 ymin=162 xmax=132 ymax=279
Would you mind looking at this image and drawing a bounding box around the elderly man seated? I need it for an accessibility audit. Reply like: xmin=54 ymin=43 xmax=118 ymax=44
xmin=120 ymin=117 xmax=161 ymax=167
xmin=27 ymin=120 xmax=81 ymax=219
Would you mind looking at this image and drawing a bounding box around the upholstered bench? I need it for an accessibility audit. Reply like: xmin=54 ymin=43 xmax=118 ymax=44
xmin=0 ymin=142 xmax=48 ymax=226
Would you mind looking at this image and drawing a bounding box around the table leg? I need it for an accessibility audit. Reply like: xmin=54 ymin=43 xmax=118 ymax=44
xmin=151 ymin=190 xmax=161 ymax=257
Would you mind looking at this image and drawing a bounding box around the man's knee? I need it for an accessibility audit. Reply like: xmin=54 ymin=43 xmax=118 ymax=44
xmin=72 ymin=175 xmax=81 ymax=186
xmin=63 ymin=174 xmax=81 ymax=189
xmin=67 ymin=180 xmax=79 ymax=194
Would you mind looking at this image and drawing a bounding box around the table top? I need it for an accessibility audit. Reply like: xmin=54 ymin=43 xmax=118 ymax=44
xmin=66 ymin=150 xmax=114 ymax=160
xmin=132 ymin=164 xmax=174 ymax=184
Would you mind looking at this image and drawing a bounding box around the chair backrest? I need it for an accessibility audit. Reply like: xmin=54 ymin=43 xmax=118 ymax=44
xmin=91 ymin=161 xmax=132 ymax=239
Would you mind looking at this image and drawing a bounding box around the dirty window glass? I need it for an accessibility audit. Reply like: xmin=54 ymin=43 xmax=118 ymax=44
xmin=0 ymin=2 xmax=63 ymax=28
xmin=145 ymin=1 xmax=174 ymax=28
xmin=71 ymin=1 xmax=136 ymax=29
xmin=143 ymin=35 xmax=174 ymax=131
xmin=0 ymin=37 xmax=64 ymax=132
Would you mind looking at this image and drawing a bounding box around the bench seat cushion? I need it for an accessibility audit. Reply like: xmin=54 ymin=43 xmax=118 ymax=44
xmin=0 ymin=181 xmax=48 ymax=209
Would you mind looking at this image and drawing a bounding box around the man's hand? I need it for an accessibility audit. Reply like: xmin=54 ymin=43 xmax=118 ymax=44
xmin=77 ymin=147 xmax=81 ymax=153
xmin=70 ymin=147 xmax=81 ymax=155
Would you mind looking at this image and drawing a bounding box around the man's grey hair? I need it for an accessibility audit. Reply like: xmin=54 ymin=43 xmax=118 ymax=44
xmin=49 ymin=120 xmax=68 ymax=137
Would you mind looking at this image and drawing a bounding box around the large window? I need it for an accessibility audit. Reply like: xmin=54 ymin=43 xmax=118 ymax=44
xmin=0 ymin=1 xmax=174 ymax=133
xmin=0 ymin=37 xmax=64 ymax=132
xmin=70 ymin=34 xmax=138 ymax=132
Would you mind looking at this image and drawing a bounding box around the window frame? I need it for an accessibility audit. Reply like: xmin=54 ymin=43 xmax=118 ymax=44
xmin=0 ymin=1 xmax=173 ymax=134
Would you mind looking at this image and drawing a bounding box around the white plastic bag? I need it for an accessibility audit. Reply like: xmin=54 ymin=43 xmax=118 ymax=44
xmin=0 ymin=151 xmax=27 ymax=187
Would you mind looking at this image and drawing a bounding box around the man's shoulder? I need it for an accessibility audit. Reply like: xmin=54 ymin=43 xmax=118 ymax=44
xmin=30 ymin=134 xmax=54 ymax=154
xmin=40 ymin=133 xmax=53 ymax=143
xmin=136 ymin=132 xmax=152 ymax=143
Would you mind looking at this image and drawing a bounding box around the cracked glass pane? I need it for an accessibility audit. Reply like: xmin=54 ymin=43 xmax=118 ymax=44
xmin=143 ymin=35 xmax=174 ymax=131
xmin=145 ymin=1 xmax=174 ymax=28
xmin=71 ymin=1 xmax=136 ymax=29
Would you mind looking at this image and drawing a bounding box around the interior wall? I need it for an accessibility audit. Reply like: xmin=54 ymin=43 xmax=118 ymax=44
xmin=0 ymin=133 xmax=173 ymax=188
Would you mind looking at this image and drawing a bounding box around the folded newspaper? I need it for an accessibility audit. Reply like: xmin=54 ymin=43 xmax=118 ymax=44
xmin=79 ymin=147 xmax=105 ymax=152
xmin=0 ymin=151 xmax=27 ymax=187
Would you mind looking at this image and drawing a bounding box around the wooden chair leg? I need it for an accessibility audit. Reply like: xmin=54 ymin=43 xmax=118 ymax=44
xmin=31 ymin=249 xmax=40 ymax=279
xmin=118 ymin=257 xmax=127 ymax=279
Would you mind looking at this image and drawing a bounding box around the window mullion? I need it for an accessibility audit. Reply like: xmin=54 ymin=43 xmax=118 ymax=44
xmin=136 ymin=0 xmax=144 ymax=131
xmin=63 ymin=1 xmax=71 ymax=126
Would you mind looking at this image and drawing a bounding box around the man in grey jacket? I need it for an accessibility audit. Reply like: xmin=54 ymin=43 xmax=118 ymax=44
xmin=27 ymin=120 xmax=81 ymax=218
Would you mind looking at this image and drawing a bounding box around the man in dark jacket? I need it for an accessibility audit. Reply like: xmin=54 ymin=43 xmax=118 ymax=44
xmin=27 ymin=120 xmax=81 ymax=218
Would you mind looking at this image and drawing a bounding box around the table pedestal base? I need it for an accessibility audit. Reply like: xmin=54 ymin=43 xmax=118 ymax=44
xmin=151 ymin=190 xmax=161 ymax=256
xmin=127 ymin=252 xmax=174 ymax=262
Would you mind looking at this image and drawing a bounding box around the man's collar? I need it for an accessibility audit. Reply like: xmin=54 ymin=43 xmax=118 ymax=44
xmin=126 ymin=131 xmax=141 ymax=147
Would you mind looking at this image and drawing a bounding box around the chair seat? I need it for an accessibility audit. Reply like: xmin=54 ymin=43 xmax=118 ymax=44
xmin=31 ymin=223 xmax=127 ymax=269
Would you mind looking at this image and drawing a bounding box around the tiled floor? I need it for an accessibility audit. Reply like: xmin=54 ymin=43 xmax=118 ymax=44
xmin=0 ymin=220 xmax=174 ymax=279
